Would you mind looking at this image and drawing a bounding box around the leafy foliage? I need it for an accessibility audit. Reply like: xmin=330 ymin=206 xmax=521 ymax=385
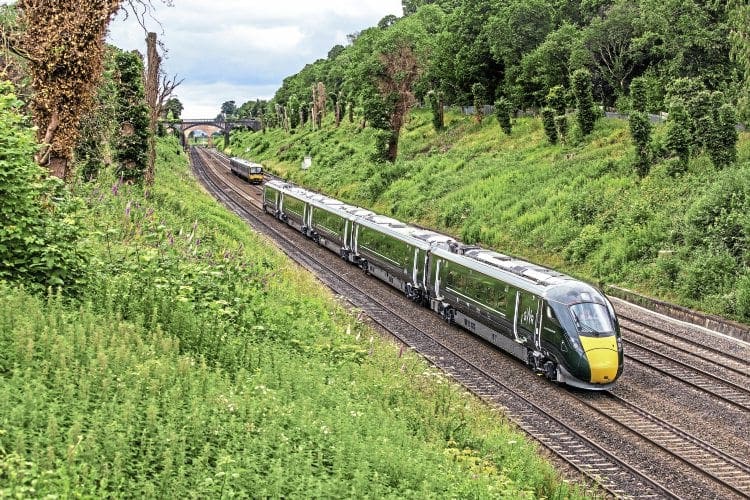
xmin=427 ymin=90 xmax=444 ymax=131
xmin=0 ymin=80 xmax=88 ymax=292
xmin=541 ymin=108 xmax=558 ymax=144
xmin=494 ymin=97 xmax=512 ymax=135
xmin=14 ymin=0 xmax=121 ymax=178
xmin=629 ymin=110 xmax=652 ymax=176
xmin=114 ymin=49 xmax=150 ymax=182
xmin=572 ymin=69 xmax=597 ymax=136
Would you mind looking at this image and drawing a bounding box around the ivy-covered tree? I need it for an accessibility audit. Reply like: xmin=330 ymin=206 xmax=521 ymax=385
xmin=629 ymin=76 xmax=647 ymax=112
xmin=541 ymin=107 xmax=558 ymax=144
xmin=572 ymin=68 xmax=597 ymax=135
xmin=114 ymin=50 xmax=150 ymax=182
xmin=728 ymin=0 xmax=750 ymax=122
xmin=664 ymin=100 xmax=691 ymax=175
xmin=706 ymin=92 xmax=738 ymax=170
xmin=76 ymin=47 xmax=119 ymax=181
xmin=471 ymin=82 xmax=486 ymax=123
xmin=427 ymin=89 xmax=444 ymax=131
xmin=12 ymin=0 xmax=122 ymax=179
xmin=494 ymin=97 xmax=512 ymax=135
xmin=629 ymin=110 xmax=651 ymax=177
xmin=162 ymin=97 xmax=183 ymax=119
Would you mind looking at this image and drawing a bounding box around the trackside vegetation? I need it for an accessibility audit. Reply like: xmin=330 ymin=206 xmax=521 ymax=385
xmin=224 ymin=108 xmax=750 ymax=323
xmin=0 ymin=136 xmax=584 ymax=498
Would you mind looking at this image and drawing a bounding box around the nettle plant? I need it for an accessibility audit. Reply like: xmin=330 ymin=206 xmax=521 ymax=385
xmin=0 ymin=81 xmax=89 ymax=292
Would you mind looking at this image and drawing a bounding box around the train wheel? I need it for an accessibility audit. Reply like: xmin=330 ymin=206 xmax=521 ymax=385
xmin=441 ymin=306 xmax=455 ymax=324
xmin=543 ymin=361 xmax=557 ymax=381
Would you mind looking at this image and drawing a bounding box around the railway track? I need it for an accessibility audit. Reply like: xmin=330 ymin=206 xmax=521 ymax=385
xmin=190 ymin=147 xmax=678 ymax=499
xmin=190 ymin=147 xmax=750 ymax=499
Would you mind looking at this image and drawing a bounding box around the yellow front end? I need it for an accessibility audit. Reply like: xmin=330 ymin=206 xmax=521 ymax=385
xmin=580 ymin=336 xmax=619 ymax=384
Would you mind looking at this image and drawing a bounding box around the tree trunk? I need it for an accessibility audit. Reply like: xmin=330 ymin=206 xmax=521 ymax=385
xmin=49 ymin=155 xmax=69 ymax=180
xmin=386 ymin=133 xmax=399 ymax=162
xmin=145 ymin=32 xmax=160 ymax=185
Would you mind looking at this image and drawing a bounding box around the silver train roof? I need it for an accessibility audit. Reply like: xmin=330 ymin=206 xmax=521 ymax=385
xmin=265 ymin=180 xmax=603 ymax=301
xmin=230 ymin=157 xmax=263 ymax=168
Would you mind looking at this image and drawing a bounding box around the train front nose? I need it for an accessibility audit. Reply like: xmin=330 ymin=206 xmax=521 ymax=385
xmin=579 ymin=336 xmax=619 ymax=384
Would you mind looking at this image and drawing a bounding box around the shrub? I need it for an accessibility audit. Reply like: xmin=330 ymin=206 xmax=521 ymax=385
xmin=554 ymin=115 xmax=568 ymax=144
xmin=629 ymin=111 xmax=652 ymax=177
xmin=683 ymin=171 xmax=750 ymax=260
xmin=494 ymin=97 xmax=512 ymax=135
xmin=664 ymin=100 xmax=691 ymax=174
xmin=571 ymin=69 xmax=596 ymax=136
xmin=629 ymin=77 xmax=648 ymax=112
xmin=427 ymin=90 xmax=444 ymax=131
xmin=564 ymin=224 xmax=602 ymax=264
xmin=541 ymin=108 xmax=557 ymax=144
xmin=471 ymin=82 xmax=486 ymax=124
xmin=736 ymin=273 xmax=750 ymax=321
xmin=0 ymin=80 xmax=89 ymax=292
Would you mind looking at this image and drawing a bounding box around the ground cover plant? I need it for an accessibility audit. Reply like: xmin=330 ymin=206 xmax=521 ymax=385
xmin=227 ymin=109 xmax=750 ymax=322
xmin=0 ymin=136 xmax=582 ymax=498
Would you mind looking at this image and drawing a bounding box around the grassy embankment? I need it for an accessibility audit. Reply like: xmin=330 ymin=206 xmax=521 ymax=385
xmin=0 ymin=136 xmax=582 ymax=498
xmin=226 ymin=109 xmax=750 ymax=323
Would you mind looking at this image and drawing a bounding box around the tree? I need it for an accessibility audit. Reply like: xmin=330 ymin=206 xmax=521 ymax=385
xmin=706 ymin=92 xmax=738 ymax=170
xmin=728 ymin=0 xmax=750 ymax=122
xmin=221 ymin=100 xmax=238 ymax=118
xmin=163 ymin=97 xmax=183 ymax=119
xmin=664 ymin=99 xmax=691 ymax=175
xmin=374 ymin=41 xmax=421 ymax=161
xmin=572 ymin=68 xmax=597 ymax=135
xmin=10 ymin=0 xmax=122 ymax=179
xmin=629 ymin=110 xmax=651 ymax=177
xmin=427 ymin=89 xmax=444 ymax=131
xmin=581 ymin=0 xmax=651 ymax=99
xmin=541 ymin=108 xmax=558 ymax=144
xmin=114 ymin=49 xmax=150 ymax=182
xmin=494 ymin=97 xmax=512 ymax=135
xmin=471 ymin=82 xmax=486 ymax=123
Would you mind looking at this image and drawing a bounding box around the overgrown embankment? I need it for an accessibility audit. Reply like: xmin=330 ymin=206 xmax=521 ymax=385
xmin=226 ymin=109 xmax=750 ymax=323
xmin=0 ymin=136 xmax=581 ymax=498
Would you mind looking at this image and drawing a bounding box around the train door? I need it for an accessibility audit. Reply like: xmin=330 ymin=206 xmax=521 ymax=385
xmin=304 ymin=204 xmax=313 ymax=231
xmin=343 ymin=219 xmax=351 ymax=251
xmin=513 ymin=291 xmax=541 ymax=347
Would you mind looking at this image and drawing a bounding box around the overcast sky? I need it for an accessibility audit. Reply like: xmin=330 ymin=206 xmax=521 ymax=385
xmin=107 ymin=1 xmax=403 ymax=117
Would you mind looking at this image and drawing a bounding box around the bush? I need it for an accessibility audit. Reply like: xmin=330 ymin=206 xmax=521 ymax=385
xmin=494 ymin=97 xmax=512 ymax=135
xmin=629 ymin=77 xmax=648 ymax=112
xmin=572 ymin=69 xmax=596 ymax=136
xmin=664 ymin=100 xmax=691 ymax=174
xmin=554 ymin=114 xmax=568 ymax=144
xmin=427 ymin=90 xmax=444 ymax=132
xmin=0 ymin=81 xmax=89 ymax=292
xmin=541 ymin=108 xmax=557 ymax=144
xmin=629 ymin=111 xmax=652 ymax=177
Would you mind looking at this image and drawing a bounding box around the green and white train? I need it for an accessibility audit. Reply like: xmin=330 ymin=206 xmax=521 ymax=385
xmin=263 ymin=180 xmax=623 ymax=390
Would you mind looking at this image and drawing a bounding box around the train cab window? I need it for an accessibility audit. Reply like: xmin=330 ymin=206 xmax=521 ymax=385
xmin=568 ymin=303 xmax=614 ymax=335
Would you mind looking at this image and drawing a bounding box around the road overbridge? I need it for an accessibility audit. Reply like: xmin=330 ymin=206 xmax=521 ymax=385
xmin=167 ymin=118 xmax=262 ymax=148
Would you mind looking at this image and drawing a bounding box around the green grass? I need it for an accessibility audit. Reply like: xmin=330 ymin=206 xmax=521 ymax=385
xmin=227 ymin=110 xmax=750 ymax=322
xmin=0 ymin=136 xmax=583 ymax=498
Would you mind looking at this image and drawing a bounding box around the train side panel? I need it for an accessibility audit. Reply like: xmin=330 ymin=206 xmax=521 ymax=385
xmin=429 ymin=256 xmax=530 ymax=361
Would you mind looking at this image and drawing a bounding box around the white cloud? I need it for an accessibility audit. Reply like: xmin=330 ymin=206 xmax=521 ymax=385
xmin=107 ymin=1 xmax=403 ymax=117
